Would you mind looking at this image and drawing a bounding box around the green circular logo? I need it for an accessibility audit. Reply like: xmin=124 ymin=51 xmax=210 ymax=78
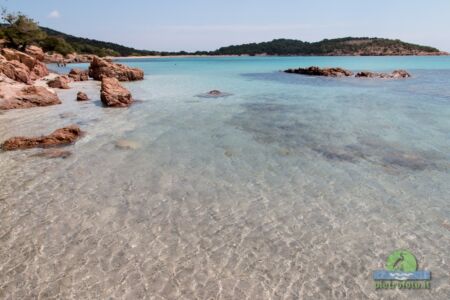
xmin=386 ymin=250 xmax=417 ymax=272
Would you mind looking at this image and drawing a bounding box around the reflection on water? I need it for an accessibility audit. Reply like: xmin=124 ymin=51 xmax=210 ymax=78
xmin=1 ymin=57 xmax=449 ymax=299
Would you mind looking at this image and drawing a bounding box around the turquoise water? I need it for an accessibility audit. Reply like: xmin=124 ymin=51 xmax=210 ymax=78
xmin=1 ymin=56 xmax=450 ymax=299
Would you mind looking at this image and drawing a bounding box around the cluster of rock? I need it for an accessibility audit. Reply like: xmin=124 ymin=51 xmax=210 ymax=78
xmin=89 ymin=57 xmax=144 ymax=81
xmin=44 ymin=52 xmax=95 ymax=64
xmin=285 ymin=66 xmax=354 ymax=77
xmin=284 ymin=66 xmax=411 ymax=79
xmin=0 ymin=47 xmax=49 ymax=84
xmin=1 ymin=46 xmax=146 ymax=153
xmin=355 ymin=70 xmax=411 ymax=79
xmin=1 ymin=125 xmax=82 ymax=151
xmin=68 ymin=68 xmax=89 ymax=81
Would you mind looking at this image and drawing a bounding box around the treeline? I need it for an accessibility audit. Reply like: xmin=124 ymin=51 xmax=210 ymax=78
xmin=212 ymin=38 xmax=441 ymax=56
xmin=0 ymin=10 xmax=154 ymax=57
xmin=0 ymin=10 xmax=442 ymax=57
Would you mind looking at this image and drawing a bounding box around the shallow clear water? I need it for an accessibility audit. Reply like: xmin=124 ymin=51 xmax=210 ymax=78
xmin=1 ymin=56 xmax=450 ymax=299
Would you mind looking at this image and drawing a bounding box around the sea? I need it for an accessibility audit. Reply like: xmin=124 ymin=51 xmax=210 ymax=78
xmin=1 ymin=56 xmax=449 ymax=299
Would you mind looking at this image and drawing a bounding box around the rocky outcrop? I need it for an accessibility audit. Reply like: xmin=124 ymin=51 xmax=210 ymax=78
xmin=25 ymin=45 xmax=45 ymax=61
xmin=355 ymin=70 xmax=411 ymax=79
xmin=89 ymin=57 xmax=144 ymax=81
xmin=285 ymin=66 xmax=353 ymax=77
xmin=0 ymin=48 xmax=49 ymax=81
xmin=0 ymin=56 xmax=32 ymax=84
xmin=68 ymin=68 xmax=89 ymax=81
xmin=65 ymin=53 xmax=95 ymax=63
xmin=76 ymin=91 xmax=89 ymax=101
xmin=44 ymin=52 xmax=64 ymax=64
xmin=0 ymin=83 xmax=61 ymax=110
xmin=1 ymin=125 xmax=82 ymax=151
xmin=285 ymin=66 xmax=412 ymax=79
xmin=100 ymin=77 xmax=133 ymax=107
xmin=47 ymin=75 xmax=71 ymax=89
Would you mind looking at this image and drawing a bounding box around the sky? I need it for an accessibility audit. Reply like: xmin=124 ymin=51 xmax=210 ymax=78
xmin=1 ymin=0 xmax=450 ymax=52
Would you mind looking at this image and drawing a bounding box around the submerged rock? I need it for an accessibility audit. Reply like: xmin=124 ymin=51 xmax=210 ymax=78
xmin=47 ymin=75 xmax=71 ymax=89
xmin=100 ymin=77 xmax=133 ymax=107
xmin=89 ymin=57 xmax=144 ymax=81
xmin=1 ymin=125 xmax=82 ymax=151
xmin=285 ymin=66 xmax=353 ymax=77
xmin=76 ymin=91 xmax=89 ymax=101
xmin=115 ymin=139 xmax=140 ymax=150
xmin=197 ymin=90 xmax=233 ymax=98
xmin=31 ymin=149 xmax=72 ymax=159
xmin=69 ymin=68 xmax=89 ymax=81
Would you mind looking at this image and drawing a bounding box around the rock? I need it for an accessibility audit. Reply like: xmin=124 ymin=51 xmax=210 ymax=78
xmin=285 ymin=66 xmax=353 ymax=77
xmin=0 ymin=57 xmax=32 ymax=84
xmin=355 ymin=69 xmax=411 ymax=79
xmin=1 ymin=48 xmax=36 ymax=70
xmin=68 ymin=68 xmax=89 ymax=81
xmin=30 ymin=61 xmax=49 ymax=79
xmin=391 ymin=70 xmax=411 ymax=78
xmin=1 ymin=125 xmax=82 ymax=151
xmin=115 ymin=139 xmax=140 ymax=150
xmin=65 ymin=53 xmax=95 ymax=63
xmin=44 ymin=52 xmax=64 ymax=64
xmin=47 ymin=75 xmax=71 ymax=89
xmin=89 ymin=57 xmax=144 ymax=81
xmin=76 ymin=91 xmax=89 ymax=101
xmin=196 ymin=90 xmax=233 ymax=98
xmin=208 ymin=90 xmax=222 ymax=96
xmin=0 ymin=49 xmax=49 ymax=81
xmin=100 ymin=77 xmax=133 ymax=107
xmin=25 ymin=45 xmax=45 ymax=61
xmin=0 ymin=85 xmax=61 ymax=110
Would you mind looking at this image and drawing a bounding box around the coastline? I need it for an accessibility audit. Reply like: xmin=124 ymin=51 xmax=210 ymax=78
xmin=108 ymin=52 xmax=450 ymax=60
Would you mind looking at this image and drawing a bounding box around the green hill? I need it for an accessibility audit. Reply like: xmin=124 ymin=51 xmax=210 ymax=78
xmin=39 ymin=27 xmax=157 ymax=57
xmin=212 ymin=37 xmax=444 ymax=56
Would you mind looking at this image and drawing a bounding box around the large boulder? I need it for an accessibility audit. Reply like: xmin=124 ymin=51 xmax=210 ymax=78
xmin=47 ymin=75 xmax=71 ymax=89
xmin=1 ymin=125 xmax=82 ymax=151
xmin=0 ymin=56 xmax=32 ymax=84
xmin=25 ymin=45 xmax=45 ymax=61
xmin=0 ymin=85 xmax=61 ymax=110
xmin=285 ymin=66 xmax=353 ymax=77
xmin=100 ymin=77 xmax=133 ymax=107
xmin=89 ymin=57 xmax=144 ymax=81
xmin=68 ymin=68 xmax=89 ymax=81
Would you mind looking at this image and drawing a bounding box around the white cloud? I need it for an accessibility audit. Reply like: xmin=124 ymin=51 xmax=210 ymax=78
xmin=48 ymin=10 xmax=61 ymax=19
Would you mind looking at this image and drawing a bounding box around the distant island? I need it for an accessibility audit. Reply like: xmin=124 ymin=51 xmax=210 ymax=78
xmin=212 ymin=38 xmax=448 ymax=56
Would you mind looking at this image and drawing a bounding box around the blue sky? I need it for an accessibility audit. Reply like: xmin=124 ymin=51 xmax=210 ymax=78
xmin=2 ymin=0 xmax=450 ymax=51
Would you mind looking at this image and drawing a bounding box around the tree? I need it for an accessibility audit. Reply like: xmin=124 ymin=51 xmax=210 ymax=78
xmin=42 ymin=36 xmax=75 ymax=56
xmin=1 ymin=10 xmax=46 ymax=50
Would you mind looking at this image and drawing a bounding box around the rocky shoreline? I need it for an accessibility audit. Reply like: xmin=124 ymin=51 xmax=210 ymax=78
xmin=0 ymin=46 xmax=144 ymax=152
